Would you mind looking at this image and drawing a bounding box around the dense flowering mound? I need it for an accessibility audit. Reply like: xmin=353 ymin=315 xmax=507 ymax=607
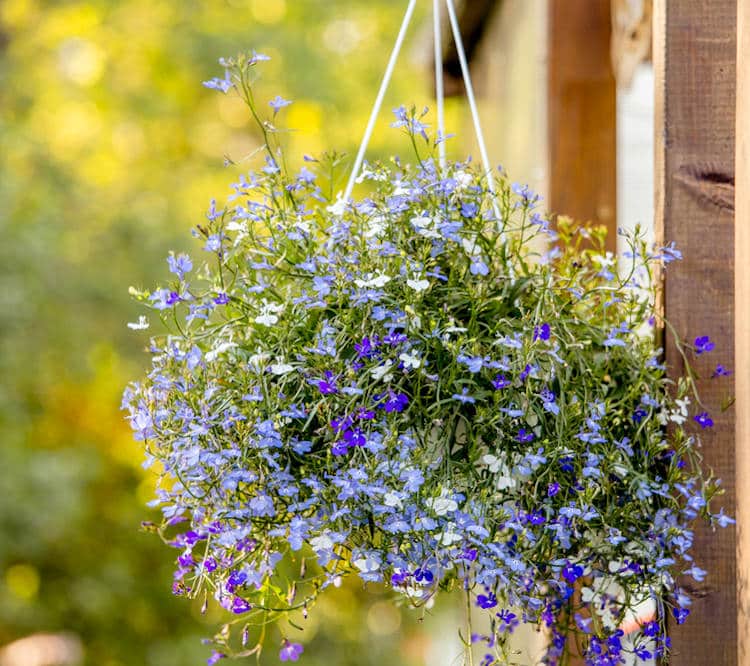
xmin=123 ymin=55 xmax=732 ymax=666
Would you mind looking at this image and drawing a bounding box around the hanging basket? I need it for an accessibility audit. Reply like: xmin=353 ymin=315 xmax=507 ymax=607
xmin=124 ymin=3 xmax=731 ymax=665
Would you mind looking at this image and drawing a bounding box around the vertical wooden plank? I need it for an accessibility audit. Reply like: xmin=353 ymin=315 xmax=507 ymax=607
xmin=653 ymin=1 xmax=737 ymax=664
xmin=736 ymin=1 xmax=750 ymax=664
xmin=547 ymin=0 xmax=617 ymax=253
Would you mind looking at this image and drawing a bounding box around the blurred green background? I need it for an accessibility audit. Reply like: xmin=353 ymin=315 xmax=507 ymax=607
xmin=0 ymin=1 xmax=474 ymax=664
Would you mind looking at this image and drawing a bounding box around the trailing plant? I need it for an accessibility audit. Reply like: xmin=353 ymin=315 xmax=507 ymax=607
xmin=123 ymin=53 xmax=733 ymax=666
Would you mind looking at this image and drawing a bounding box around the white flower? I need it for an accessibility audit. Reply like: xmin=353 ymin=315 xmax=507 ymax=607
xmin=226 ymin=220 xmax=248 ymax=233
xmin=669 ymin=396 xmax=690 ymax=425
xmin=205 ymin=341 xmax=237 ymax=362
xmin=592 ymin=251 xmax=615 ymax=267
xmin=353 ymin=555 xmax=381 ymax=574
xmin=370 ymin=361 xmax=393 ymax=382
xmin=255 ymin=300 xmax=284 ymax=326
xmin=364 ymin=214 xmax=387 ymax=238
xmin=407 ymin=278 xmax=430 ymax=292
xmin=399 ymin=352 xmax=421 ymax=369
xmin=326 ymin=194 xmax=347 ymax=216
xmin=354 ymin=273 xmax=391 ymax=288
xmin=481 ymin=454 xmax=516 ymax=490
xmin=255 ymin=312 xmax=278 ymax=326
xmin=270 ymin=359 xmax=294 ymax=375
xmin=461 ymin=237 xmax=480 ymax=257
xmin=411 ymin=214 xmax=441 ymax=239
xmin=127 ymin=315 xmax=150 ymax=330
xmin=383 ymin=492 xmax=403 ymax=509
xmin=437 ymin=524 xmax=462 ymax=546
xmin=310 ymin=535 xmax=334 ymax=552
xmin=426 ymin=495 xmax=458 ymax=516
xmin=391 ymin=179 xmax=410 ymax=196
xmin=482 ymin=454 xmax=502 ymax=473
xmin=249 ymin=352 xmax=270 ymax=371
xmin=454 ymin=169 xmax=473 ymax=190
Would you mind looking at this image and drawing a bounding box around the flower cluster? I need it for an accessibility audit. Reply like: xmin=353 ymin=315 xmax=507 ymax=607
xmin=124 ymin=54 xmax=732 ymax=665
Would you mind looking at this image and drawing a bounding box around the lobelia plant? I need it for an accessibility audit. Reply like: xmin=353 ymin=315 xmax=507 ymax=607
xmin=123 ymin=52 xmax=733 ymax=666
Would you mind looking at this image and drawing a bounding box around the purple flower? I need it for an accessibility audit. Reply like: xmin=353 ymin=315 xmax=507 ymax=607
xmin=355 ymin=336 xmax=380 ymax=358
xmin=383 ymin=391 xmax=409 ymax=413
xmin=694 ymin=335 xmax=715 ymax=354
xmin=317 ymin=371 xmax=338 ymax=395
xmin=632 ymin=407 xmax=648 ymax=424
xmin=343 ymin=428 xmax=366 ymax=448
xmin=391 ymin=571 xmax=409 ymax=586
xmin=561 ymin=562 xmax=584 ymax=584
xmin=533 ymin=323 xmax=551 ymax=341
xmin=492 ymin=374 xmax=510 ymax=390
xmin=214 ymin=293 xmax=229 ymax=305
xmin=496 ymin=609 xmax=518 ymax=633
xmin=635 ymin=646 xmax=653 ymax=660
xmin=279 ymin=640 xmax=304 ymax=662
xmin=547 ymin=482 xmax=560 ymax=497
xmin=712 ymin=364 xmax=732 ymax=377
xmin=269 ymin=95 xmax=293 ymax=113
xmin=166 ymin=291 xmax=182 ymax=306
xmin=476 ymin=592 xmax=497 ymax=609
xmin=672 ymin=607 xmax=690 ymax=625
xmin=231 ymin=596 xmax=251 ymax=614
xmin=694 ymin=412 xmax=714 ymax=429
xmin=413 ymin=568 xmax=434 ymax=583
xmin=226 ymin=570 xmax=247 ymax=592
xmin=207 ymin=651 xmax=227 ymax=665
xmin=516 ymin=428 xmax=534 ymax=443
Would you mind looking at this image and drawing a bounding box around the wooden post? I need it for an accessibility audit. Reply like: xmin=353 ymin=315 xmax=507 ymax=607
xmin=547 ymin=0 xmax=617 ymax=253
xmin=653 ymin=1 xmax=737 ymax=663
xmin=736 ymin=1 xmax=750 ymax=664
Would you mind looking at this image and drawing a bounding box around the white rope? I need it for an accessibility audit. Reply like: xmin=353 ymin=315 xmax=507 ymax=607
xmin=444 ymin=0 xmax=501 ymax=220
xmin=343 ymin=0 xmax=418 ymax=203
xmin=433 ymin=0 xmax=446 ymax=170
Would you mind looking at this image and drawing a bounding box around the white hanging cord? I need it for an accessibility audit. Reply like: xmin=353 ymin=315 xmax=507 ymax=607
xmin=433 ymin=0 xmax=447 ymax=170
xmin=444 ymin=0 xmax=501 ymax=220
xmin=343 ymin=0 xmax=418 ymax=203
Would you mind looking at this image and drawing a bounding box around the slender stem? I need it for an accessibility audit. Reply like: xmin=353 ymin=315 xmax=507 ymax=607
xmin=465 ymin=588 xmax=475 ymax=666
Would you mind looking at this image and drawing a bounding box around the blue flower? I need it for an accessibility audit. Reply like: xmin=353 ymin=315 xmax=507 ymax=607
xmin=231 ymin=596 xmax=251 ymax=614
xmin=452 ymin=387 xmax=476 ymax=404
xmin=492 ymin=374 xmax=510 ymax=390
xmin=203 ymin=70 xmax=232 ymax=92
xmin=672 ymin=607 xmax=690 ymax=624
xmin=516 ymin=429 xmax=534 ymax=443
xmin=383 ymin=391 xmax=409 ymax=413
xmin=476 ymin=591 xmax=497 ymax=609
xmin=533 ymin=323 xmax=551 ymax=341
xmin=694 ymin=412 xmax=713 ymax=429
xmin=269 ymin=95 xmax=293 ymax=113
xmin=279 ymin=640 xmax=304 ymax=662
xmin=712 ymin=364 xmax=732 ymax=377
xmin=167 ymin=253 xmax=193 ymax=279
xmin=694 ymin=335 xmax=715 ymax=354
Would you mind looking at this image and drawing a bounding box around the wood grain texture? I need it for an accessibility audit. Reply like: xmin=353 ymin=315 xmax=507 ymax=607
xmin=548 ymin=0 xmax=617 ymax=254
xmin=735 ymin=2 xmax=750 ymax=663
xmin=653 ymin=1 xmax=737 ymax=663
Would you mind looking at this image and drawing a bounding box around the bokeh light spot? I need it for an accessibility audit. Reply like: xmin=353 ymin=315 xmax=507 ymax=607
xmin=6 ymin=564 xmax=41 ymax=601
